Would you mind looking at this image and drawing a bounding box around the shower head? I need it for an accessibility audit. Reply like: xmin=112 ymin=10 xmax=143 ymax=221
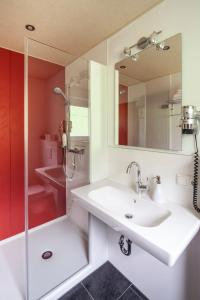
xmin=53 ymin=87 xmax=68 ymax=103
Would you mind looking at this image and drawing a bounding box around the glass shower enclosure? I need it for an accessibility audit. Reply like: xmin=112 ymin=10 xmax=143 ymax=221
xmin=25 ymin=39 xmax=90 ymax=299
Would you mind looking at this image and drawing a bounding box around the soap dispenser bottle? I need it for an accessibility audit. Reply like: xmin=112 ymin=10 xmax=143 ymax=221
xmin=151 ymin=176 xmax=165 ymax=204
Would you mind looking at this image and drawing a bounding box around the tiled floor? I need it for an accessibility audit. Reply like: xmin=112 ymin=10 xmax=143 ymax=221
xmin=59 ymin=261 xmax=148 ymax=300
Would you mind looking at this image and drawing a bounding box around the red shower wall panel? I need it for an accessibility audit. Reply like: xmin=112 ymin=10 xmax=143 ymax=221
xmin=10 ymin=51 xmax=24 ymax=235
xmin=119 ymin=85 xmax=128 ymax=145
xmin=0 ymin=48 xmax=24 ymax=239
xmin=0 ymin=48 xmax=11 ymax=239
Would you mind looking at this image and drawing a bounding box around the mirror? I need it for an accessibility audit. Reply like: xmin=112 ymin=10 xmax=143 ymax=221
xmin=115 ymin=33 xmax=182 ymax=151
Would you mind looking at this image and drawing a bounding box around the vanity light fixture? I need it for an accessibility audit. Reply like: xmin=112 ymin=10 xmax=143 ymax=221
xmin=131 ymin=54 xmax=139 ymax=61
xmin=124 ymin=47 xmax=131 ymax=57
xmin=156 ymin=41 xmax=165 ymax=50
xmin=25 ymin=24 xmax=35 ymax=31
xmin=123 ymin=30 xmax=162 ymax=60
xmin=156 ymin=41 xmax=170 ymax=51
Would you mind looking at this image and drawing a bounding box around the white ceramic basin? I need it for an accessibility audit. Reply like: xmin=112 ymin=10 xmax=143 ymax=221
xmin=71 ymin=179 xmax=200 ymax=266
xmin=89 ymin=186 xmax=171 ymax=227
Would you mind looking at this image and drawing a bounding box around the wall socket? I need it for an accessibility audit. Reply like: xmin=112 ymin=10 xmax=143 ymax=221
xmin=176 ymin=174 xmax=193 ymax=186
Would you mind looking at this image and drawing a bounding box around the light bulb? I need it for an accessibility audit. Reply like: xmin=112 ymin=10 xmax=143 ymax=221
xmin=131 ymin=54 xmax=139 ymax=61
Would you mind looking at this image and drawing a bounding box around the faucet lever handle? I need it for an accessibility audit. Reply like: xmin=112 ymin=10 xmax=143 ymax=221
xmin=139 ymin=177 xmax=149 ymax=192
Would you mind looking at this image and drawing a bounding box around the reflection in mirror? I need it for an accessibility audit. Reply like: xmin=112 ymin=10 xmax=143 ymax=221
xmin=115 ymin=33 xmax=182 ymax=151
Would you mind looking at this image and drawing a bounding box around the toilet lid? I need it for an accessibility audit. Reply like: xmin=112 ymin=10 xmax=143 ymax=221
xmin=28 ymin=185 xmax=45 ymax=196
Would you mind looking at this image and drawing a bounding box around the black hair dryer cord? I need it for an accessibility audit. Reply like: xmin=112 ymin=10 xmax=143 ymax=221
xmin=193 ymin=134 xmax=200 ymax=213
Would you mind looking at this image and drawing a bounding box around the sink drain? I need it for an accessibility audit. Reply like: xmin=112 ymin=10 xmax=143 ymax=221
xmin=125 ymin=213 xmax=133 ymax=219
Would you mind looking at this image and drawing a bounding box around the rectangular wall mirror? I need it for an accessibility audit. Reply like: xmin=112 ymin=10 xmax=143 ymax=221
xmin=115 ymin=33 xmax=182 ymax=151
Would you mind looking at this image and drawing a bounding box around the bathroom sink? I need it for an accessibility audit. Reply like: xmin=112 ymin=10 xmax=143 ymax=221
xmin=35 ymin=165 xmax=66 ymax=191
xmin=71 ymin=179 xmax=200 ymax=266
xmin=88 ymin=186 xmax=171 ymax=227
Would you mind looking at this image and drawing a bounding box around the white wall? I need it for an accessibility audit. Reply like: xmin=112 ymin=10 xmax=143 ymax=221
xmin=83 ymin=40 xmax=107 ymax=65
xmin=84 ymin=1 xmax=200 ymax=300
xmin=89 ymin=61 xmax=108 ymax=182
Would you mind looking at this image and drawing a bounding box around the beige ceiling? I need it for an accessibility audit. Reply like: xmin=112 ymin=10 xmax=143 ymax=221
xmin=119 ymin=73 xmax=140 ymax=86
xmin=0 ymin=0 xmax=162 ymax=64
xmin=116 ymin=33 xmax=181 ymax=86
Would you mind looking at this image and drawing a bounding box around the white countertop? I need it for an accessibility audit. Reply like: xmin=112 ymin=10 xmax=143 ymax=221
xmin=71 ymin=179 xmax=200 ymax=266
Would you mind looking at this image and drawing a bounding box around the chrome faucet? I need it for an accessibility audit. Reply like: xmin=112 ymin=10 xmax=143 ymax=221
xmin=126 ymin=161 xmax=148 ymax=193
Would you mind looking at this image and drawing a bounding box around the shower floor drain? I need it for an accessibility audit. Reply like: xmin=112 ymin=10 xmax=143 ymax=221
xmin=42 ymin=251 xmax=53 ymax=260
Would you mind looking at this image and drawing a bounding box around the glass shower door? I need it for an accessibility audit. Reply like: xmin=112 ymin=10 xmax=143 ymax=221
xmin=25 ymin=39 xmax=89 ymax=300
